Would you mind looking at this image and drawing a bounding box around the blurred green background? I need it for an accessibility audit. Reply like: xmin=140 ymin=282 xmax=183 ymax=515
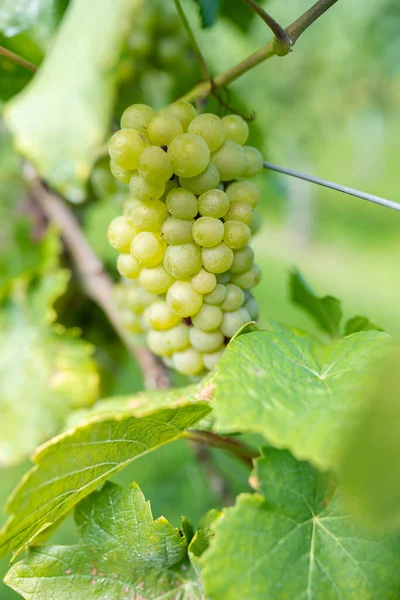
xmin=1 ymin=0 xmax=399 ymax=596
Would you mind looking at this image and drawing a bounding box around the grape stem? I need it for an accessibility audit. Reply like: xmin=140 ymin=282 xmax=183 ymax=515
xmin=181 ymin=0 xmax=339 ymax=102
xmin=240 ymin=0 xmax=292 ymax=52
xmin=0 ymin=46 xmax=37 ymax=72
xmin=184 ymin=430 xmax=259 ymax=468
xmin=24 ymin=164 xmax=171 ymax=390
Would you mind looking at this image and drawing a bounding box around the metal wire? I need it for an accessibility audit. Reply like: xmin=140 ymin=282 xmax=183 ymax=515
xmin=263 ymin=161 xmax=400 ymax=212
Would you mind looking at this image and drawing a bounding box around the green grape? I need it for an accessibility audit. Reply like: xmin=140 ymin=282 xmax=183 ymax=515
xmin=242 ymin=146 xmax=264 ymax=177
xmin=203 ymin=347 xmax=225 ymax=371
xmin=165 ymin=100 xmax=197 ymax=130
xmin=148 ymin=114 xmax=183 ymax=146
xmin=116 ymin=253 xmax=141 ymax=279
xmin=91 ymin=161 xmax=120 ymax=197
xmin=230 ymin=245 xmax=255 ymax=274
xmin=188 ymin=113 xmax=226 ymax=151
xmin=204 ymin=283 xmax=227 ymax=305
xmin=144 ymin=300 xmax=180 ymax=330
xmin=223 ymin=220 xmax=251 ymax=249
xmin=173 ymin=348 xmax=204 ymax=376
xmin=161 ymin=217 xmax=194 ymax=245
xmin=224 ymin=202 xmax=253 ymax=225
xmin=191 ymin=269 xmax=217 ymax=294
xmin=244 ymin=297 xmax=259 ymax=320
xmin=221 ymin=115 xmax=249 ymax=145
xmin=166 ymin=187 xmax=198 ymax=220
xmin=189 ymin=327 xmax=224 ymax=353
xmin=192 ymin=304 xmax=223 ymax=331
xmin=147 ymin=323 xmax=190 ymax=356
xmin=166 ymin=281 xmax=203 ymax=317
xmin=221 ymin=307 xmax=251 ymax=338
xmin=137 ymin=287 xmax=159 ymax=310
xmin=216 ymin=272 xmax=231 ymax=284
xmin=221 ymin=283 xmax=245 ymax=311
xmin=120 ymin=310 xmax=143 ymax=334
xmin=139 ymin=264 xmax=175 ymax=294
xmin=125 ymin=199 xmax=167 ymax=232
xmin=109 ymin=129 xmax=149 ymax=170
xmin=179 ymin=161 xmax=220 ymax=195
xmin=107 ymin=216 xmax=138 ymax=252
xmin=211 ymin=141 xmax=246 ymax=181
xmin=138 ymin=146 xmax=173 ymax=183
xmin=250 ymin=209 xmax=261 ymax=235
xmin=129 ymin=174 xmax=165 ymax=202
xmin=192 ymin=216 xmax=224 ymax=248
xmin=120 ymin=104 xmax=156 ymax=133
xmin=226 ymin=180 xmax=260 ymax=207
xmin=115 ymin=284 xmax=145 ymax=313
xmin=110 ymin=160 xmax=132 ymax=184
xmin=164 ymin=243 xmax=202 ymax=280
xmin=202 ymin=243 xmax=234 ymax=274
xmin=130 ymin=232 xmax=166 ymax=267
xmin=198 ymin=189 xmax=230 ymax=219
xmin=161 ymin=178 xmax=179 ymax=202
xmin=231 ymin=264 xmax=262 ymax=289
xmin=168 ymin=133 xmax=210 ymax=178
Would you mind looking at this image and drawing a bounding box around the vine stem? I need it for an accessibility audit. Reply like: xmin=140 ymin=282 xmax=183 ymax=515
xmin=181 ymin=0 xmax=339 ymax=102
xmin=184 ymin=430 xmax=259 ymax=468
xmin=24 ymin=164 xmax=171 ymax=390
xmin=0 ymin=46 xmax=37 ymax=72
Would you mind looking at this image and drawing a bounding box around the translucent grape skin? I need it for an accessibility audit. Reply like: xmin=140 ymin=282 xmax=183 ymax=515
xmin=202 ymin=243 xmax=234 ymax=274
xmin=231 ymin=264 xmax=262 ymax=289
xmin=188 ymin=113 xmax=226 ymax=151
xmin=230 ymin=246 xmax=255 ymax=274
xmin=166 ymin=188 xmax=198 ymax=220
xmin=221 ymin=283 xmax=245 ymax=311
xmin=166 ymin=281 xmax=203 ymax=317
xmin=192 ymin=304 xmax=223 ymax=331
xmin=224 ymin=202 xmax=253 ymax=225
xmin=164 ymin=243 xmax=202 ymax=280
xmin=145 ymin=300 xmax=180 ymax=330
xmin=107 ymin=216 xmax=137 ymax=252
xmin=197 ymin=189 xmax=230 ymax=219
xmin=173 ymin=347 xmax=204 ymax=375
xmin=109 ymin=129 xmax=149 ymax=170
xmin=138 ymin=146 xmax=173 ymax=183
xmin=120 ymin=104 xmax=156 ymax=133
xmin=129 ymin=174 xmax=165 ymax=202
xmin=216 ymin=272 xmax=231 ymax=284
xmin=244 ymin=297 xmax=259 ymax=320
xmin=130 ymin=232 xmax=166 ymax=267
xmin=165 ymin=100 xmax=197 ymax=131
xmin=110 ymin=160 xmax=131 ymax=184
xmin=147 ymin=323 xmax=190 ymax=356
xmin=139 ymin=264 xmax=175 ymax=294
xmin=204 ymin=283 xmax=227 ymax=305
xmin=168 ymin=133 xmax=210 ymax=178
xmin=226 ymin=180 xmax=260 ymax=208
xmin=189 ymin=327 xmax=224 ymax=353
xmin=203 ymin=347 xmax=225 ymax=371
xmin=211 ymin=140 xmax=246 ymax=181
xmin=221 ymin=114 xmax=249 ymax=145
xmin=242 ymin=146 xmax=264 ymax=178
xmin=148 ymin=114 xmax=183 ymax=146
xmin=221 ymin=307 xmax=251 ymax=338
xmin=179 ymin=161 xmax=220 ymax=195
xmin=117 ymin=253 xmax=141 ymax=279
xmin=192 ymin=217 xmax=224 ymax=248
xmin=161 ymin=217 xmax=194 ymax=245
xmin=191 ymin=269 xmax=217 ymax=295
xmin=223 ymin=220 xmax=251 ymax=250
xmin=125 ymin=199 xmax=167 ymax=232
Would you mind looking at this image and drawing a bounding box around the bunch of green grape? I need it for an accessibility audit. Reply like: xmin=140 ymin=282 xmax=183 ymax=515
xmin=107 ymin=100 xmax=263 ymax=376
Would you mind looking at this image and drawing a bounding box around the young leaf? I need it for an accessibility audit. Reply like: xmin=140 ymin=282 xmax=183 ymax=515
xmin=4 ymin=0 xmax=142 ymax=202
xmin=211 ymin=327 xmax=391 ymax=472
xmin=0 ymin=271 xmax=99 ymax=466
xmin=344 ymin=315 xmax=383 ymax=336
xmin=202 ymin=448 xmax=400 ymax=600
xmin=0 ymin=401 xmax=211 ymax=560
xmin=290 ymin=269 xmax=342 ymax=337
xmin=188 ymin=510 xmax=222 ymax=575
xmin=5 ymin=481 xmax=203 ymax=599
xmin=194 ymin=0 xmax=222 ymax=28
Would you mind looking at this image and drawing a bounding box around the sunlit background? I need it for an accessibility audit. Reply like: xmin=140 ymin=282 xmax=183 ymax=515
xmin=1 ymin=0 xmax=399 ymax=595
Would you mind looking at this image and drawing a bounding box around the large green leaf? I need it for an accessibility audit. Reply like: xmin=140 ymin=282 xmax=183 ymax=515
xmin=211 ymin=327 xmax=390 ymax=471
xmin=0 ymin=271 xmax=99 ymax=466
xmin=4 ymin=0 xmax=142 ymax=202
xmin=0 ymin=400 xmax=211 ymax=559
xmin=202 ymin=448 xmax=400 ymax=600
xmin=340 ymin=347 xmax=400 ymax=532
xmin=290 ymin=270 xmax=342 ymax=337
xmin=5 ymin=481 xmax=203 ymax=599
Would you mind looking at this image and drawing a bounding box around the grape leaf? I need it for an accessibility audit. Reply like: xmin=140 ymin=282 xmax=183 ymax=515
xmin=0 ymin=270 xmax=99 ymax=466
xmin=4 ymin=0 xmax=142 ymax=202
xmin=344 ymin=315 xmax=383 ymax=335
xmin=211 ymin=327 xmax=391 ymax=471
xmin=5 ymin=481 xmax=203 ymax=599
xmin=290 ymin=269 xmax=342 ymax=337
xmin=340 ymin=347 xmax=400 ymax=532
xmin=0 ymin=400 xmax=211 ymax=559
xmin=202 ymin=448 xmax=400 ymax=600
xmin=194 ymin=0 xmax=223 ymax=28
xmin=188 ymin=510 xmax=222 ymax=575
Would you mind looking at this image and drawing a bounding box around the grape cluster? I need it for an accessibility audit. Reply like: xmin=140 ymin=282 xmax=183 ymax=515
xmin=107 ymin=100 xmax=262 ymax=376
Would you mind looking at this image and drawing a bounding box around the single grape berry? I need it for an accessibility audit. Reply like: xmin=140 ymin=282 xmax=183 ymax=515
xmin=109 ymin=129 xmax=149 ymax=170
xmin=221 ymin=114 xmax=249 ymax=145
xmin=211 ymin=140 xmax=246 ymax=181
xmin=168 ymin=133 xmax=210 ymax=178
